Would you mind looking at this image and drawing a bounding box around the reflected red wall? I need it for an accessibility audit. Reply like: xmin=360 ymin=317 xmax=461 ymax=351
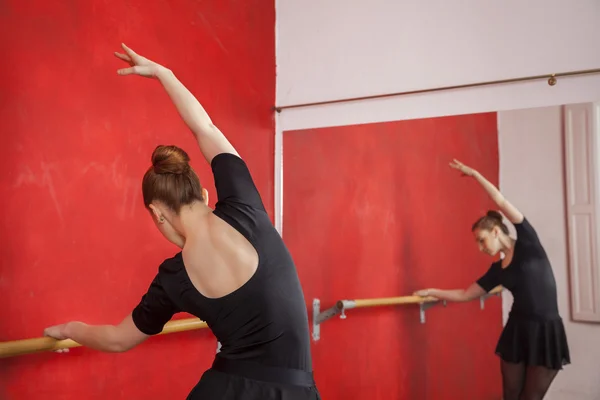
xmin=283 ymin=113 xmax=503 ymax=400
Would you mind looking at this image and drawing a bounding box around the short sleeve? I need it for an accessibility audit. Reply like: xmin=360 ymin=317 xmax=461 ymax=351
xmin=476 ymin=262 xmax=501 ymax=293
xmin=211 ymin=153 xmax=265 ymax=211
xmin=514 ymin=217 xmax=542 ymax=247
xmin=131 ymin=274 xmax=180 ymax=335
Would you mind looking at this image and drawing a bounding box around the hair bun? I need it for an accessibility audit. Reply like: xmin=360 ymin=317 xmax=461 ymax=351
xmin=151 ymin=145 xmax=190 ymax=175
xmin=486 ymin=210 xmax=504 ymax=221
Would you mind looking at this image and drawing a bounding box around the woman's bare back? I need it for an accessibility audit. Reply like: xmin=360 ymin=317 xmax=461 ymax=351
xmin=182 ymin=212 xmax=259 ymax=299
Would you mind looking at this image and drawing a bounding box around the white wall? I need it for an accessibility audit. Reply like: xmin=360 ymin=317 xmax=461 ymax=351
xmin=276 ymin=0 xmax=600 ymax=131
xmin=499 ymin=106 xmax=600 ymax=400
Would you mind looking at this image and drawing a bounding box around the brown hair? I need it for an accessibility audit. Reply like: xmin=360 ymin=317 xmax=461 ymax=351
xmin=471 ymin=210 xmax=509 ymax=235
xmin=142 ymin=145 xmax=203 ymax=213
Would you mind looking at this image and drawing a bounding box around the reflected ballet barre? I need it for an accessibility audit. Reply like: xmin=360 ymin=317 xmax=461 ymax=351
xmin=311 ymin=286 xmax=503 ymax=341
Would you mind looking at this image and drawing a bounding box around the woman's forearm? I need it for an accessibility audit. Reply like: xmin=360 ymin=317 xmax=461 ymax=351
xmin=63 ymin=322 xmax=125 ymax=352
xmin=472 ymin=171 xmax=505 ymax=207
xmin=428 ymin=289 xmax=470 ymax=302
xmin=155 ymin=68 xmax=214 ymax=136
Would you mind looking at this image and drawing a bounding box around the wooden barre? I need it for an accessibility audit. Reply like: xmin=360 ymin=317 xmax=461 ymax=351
xmin=356 ymin=296 xmax=438 ymax=308
xmin=3 ymin=287 xmax=504 ymax=358
xmin=336 ymin=286 xmax=503 ymax=309
xmin=0 ymin=318 xmax=208 ymax=359
xmin=311 ymin=286 xmax=503 ymax=340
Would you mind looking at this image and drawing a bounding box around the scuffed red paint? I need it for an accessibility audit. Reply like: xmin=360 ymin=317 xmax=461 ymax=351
xmin=0 ymin=0 xmax=274 ymax=398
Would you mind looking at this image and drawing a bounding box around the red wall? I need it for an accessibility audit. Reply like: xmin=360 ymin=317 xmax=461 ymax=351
xmin=283 ymin=113 xmax=504 ymax=399
xmin=0 ymin=1 xmax=274 ymax=399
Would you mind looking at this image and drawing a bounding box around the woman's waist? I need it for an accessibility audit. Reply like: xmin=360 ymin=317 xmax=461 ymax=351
xmin=216 ymin=332 xmax=312 ymax=369
xmin=510 ymin=294 xmax=559 ymax=318
xmin=508 ymin=307 xmax=561 ymax=321
xmin=210 ymin=354 xmax=315 ymax=387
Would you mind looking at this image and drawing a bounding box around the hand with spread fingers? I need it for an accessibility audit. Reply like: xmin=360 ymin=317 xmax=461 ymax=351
xmin=449 ymin=158 xmax=477 ymax=177
xmin=114 ymin=43 xmax=166 ymax=78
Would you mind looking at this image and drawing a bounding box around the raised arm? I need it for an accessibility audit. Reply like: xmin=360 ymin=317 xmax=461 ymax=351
xmin=449 ymin=159 xmax=523 ymax=224
xmin=114 ymin=43 xmax=238 ymax=164
xmin=414 ymin=283 xmax=485 ymax=302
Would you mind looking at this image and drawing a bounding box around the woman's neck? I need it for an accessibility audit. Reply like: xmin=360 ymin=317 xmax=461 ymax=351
xmin=178 ymin=201 xmax=213 ymax=239
xmin=499 ymin=233 xmax=515 ymax=252
xmin=499 ymin=234 xmax=516 ymax=264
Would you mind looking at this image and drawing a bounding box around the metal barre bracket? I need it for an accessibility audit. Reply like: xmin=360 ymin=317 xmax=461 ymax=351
xmin=312 ymin=299 xmax=355 ymax=342
xmin=419 ymin=300 xmax=446 ymax=324
xmin=480 ymin=290 xmax=502 ymax=310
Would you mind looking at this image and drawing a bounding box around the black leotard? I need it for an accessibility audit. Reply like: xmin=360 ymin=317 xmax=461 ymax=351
xmin=132 ymin=153 xmax=313 ymax=373
xmin=477 ymin=218 xmax=559 ymax=319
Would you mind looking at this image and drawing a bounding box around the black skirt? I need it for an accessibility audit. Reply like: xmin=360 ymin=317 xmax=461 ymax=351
xmin=495 ymin=314 xmax=570 ymax=370
xmin=187 ymin=357 xmax=321 ymax=400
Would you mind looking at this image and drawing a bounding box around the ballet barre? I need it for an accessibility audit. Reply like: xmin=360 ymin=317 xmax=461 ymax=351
xmin=312 ymin=286 xmax=503 ymax=341
xmin=0 ymin=318 xmax=208 ymax=359
xmin=1 ymin=288 xmax=504 ymax=356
